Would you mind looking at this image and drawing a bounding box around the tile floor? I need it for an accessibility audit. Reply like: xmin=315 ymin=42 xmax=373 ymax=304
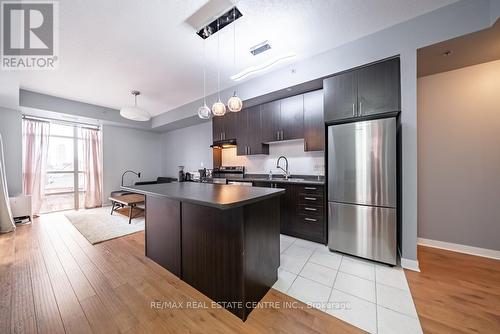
xmin=274 ymin=235 xmax=423 ymax=334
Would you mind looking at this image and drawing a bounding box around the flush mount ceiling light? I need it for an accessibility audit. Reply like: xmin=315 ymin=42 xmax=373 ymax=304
xmin=196 ymin=6 xmax=242 ymax=39
xmin=230 ymin=52 xmax=297 ymax=81
xmin=120 ymin=91 xmax=151 ymax=121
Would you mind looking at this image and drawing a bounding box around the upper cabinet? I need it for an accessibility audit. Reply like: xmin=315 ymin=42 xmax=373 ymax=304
xmin=260 ymin=100 xmax=281 ymax=143
xmin=261 ymin=96 xmax=304 ymax=142
xmin=324 ymin=71 xmax=357 ymax=122
xmin=236 ymin=105 xmax=269 ymax=156
xmin=357 ymin=58 xmax=400 ymax=117
xmin=212 ymin=111 xmax=239 ymax=142
xmin=280 ymin=95 xmax=304 ymax=141
xmin=323 ymin=58 xmax=400 ymax=123
xmin=212 ymin=90 xmax=325 ymax=153
xmin=303 ymin=90 xmax=324 ymax=151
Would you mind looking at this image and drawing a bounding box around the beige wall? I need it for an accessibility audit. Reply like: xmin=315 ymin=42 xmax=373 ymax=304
xmin=417 ymin=60 xmax=500 ymax=251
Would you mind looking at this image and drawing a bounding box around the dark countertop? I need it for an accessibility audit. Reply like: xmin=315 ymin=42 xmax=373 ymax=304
xmin=122 ymin=182 xmax=285 ymax=210
xmin=228 ymin=174 xmax=325 ymax=185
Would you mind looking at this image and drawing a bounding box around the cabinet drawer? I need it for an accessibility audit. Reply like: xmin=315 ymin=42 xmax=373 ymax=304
xmin=298 ymin=216 xmax=324 ymax=225
xmin=284 ymin=216 xmax=325 ymax=243
xmin=297 ymin=184 xmax=324 ymax=195
xmin=298 ymin=194 xmax=324 ymax=205
xmin=298 ymin=204 xmax=324 ymax=217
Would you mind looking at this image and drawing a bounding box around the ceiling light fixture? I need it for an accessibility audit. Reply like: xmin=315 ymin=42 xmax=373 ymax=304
xmin=230 ymin=52 xmax=297 ymax=81
xmin=212 ymin=18 xmax=226 ymax=117
xmin=197 ymin=39 xmax=212 ymax=119
xmin=227 ymin=8 xmax=242 ymax=112
xmin=120 ymin=91 xmax=151 ymax=121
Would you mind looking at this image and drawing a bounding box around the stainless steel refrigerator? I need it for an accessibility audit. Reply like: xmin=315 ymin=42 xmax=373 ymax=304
xmin=327 ymin=117 xmax=397 ymax=265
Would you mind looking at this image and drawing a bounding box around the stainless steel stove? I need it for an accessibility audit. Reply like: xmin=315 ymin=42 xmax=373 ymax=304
xmin=213 ymin=166 xmax=245 ymax=184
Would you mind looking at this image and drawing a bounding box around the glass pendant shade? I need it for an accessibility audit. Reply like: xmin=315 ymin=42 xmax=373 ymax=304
xmin=227 ymin=93 xmax=242 ymax=112
xmin=197 ymin=103 xmax=212 ymax=119
xmin=212 ymin=100 xmax=226 ymax=116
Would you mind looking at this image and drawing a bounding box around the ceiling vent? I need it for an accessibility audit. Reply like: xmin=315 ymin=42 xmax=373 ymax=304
xmin=250 ymin=41 xmax=271 ymax=56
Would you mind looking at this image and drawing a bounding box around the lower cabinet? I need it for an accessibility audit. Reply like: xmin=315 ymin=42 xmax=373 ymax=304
xmin=252 ymin=181 xmax=326 ymax=244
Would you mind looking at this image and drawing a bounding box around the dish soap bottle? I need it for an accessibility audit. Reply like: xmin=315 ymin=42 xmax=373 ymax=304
xmin=269 ymin=170 xmax=273 ymax=180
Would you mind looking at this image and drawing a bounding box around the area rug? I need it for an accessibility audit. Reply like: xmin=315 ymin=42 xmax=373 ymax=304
xmin=65 ymin=206 xmax=144 ymax=244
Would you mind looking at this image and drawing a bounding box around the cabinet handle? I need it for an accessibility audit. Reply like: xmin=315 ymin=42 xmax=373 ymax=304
xmin=304 ymin=197 xmax=317 ymax=201
xmin=304 ymin=140 xmax=307 ymax=151
xmin=248 ymin=146 xmax=251 ymax=155
xmin=305 ymin=218 xmax=317 ymax=222
xmin=281 ymin=130 xmax=284 ymax=140
xmin=352 ymin=103 xmax=356 ymax=117
xmin=359 ymin=102 xmax=362 ymax=116
xmin=304 ymin=187 xmax=317 ymax=190
xmin=304 ymin=207 xmax=317 ymax=211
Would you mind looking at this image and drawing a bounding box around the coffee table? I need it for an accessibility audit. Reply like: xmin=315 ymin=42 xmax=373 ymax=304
xmin=109 ymin=194 xmax=145 ymax=224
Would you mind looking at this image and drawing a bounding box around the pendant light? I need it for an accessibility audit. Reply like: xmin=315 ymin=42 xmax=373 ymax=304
xmin=227 ymin=8 xmax=243 ymax=112
xmin=120 ymin=91 xmax=151 ymax=121
xmin=197 ymin=39 xmax=211 ymax=119
xmin=211 ymin=18 xmax=226 ymax=117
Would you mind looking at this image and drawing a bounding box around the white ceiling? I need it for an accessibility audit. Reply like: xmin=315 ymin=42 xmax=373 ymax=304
xmin=7 ymin=0 xmax=457 ymax=117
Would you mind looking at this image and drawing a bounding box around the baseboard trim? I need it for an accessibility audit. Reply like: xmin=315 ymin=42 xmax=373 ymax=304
xmin=418 ymin=238 xmax=500 ymax=260
xmin=401 ymin=258 xmax=420 ymax=272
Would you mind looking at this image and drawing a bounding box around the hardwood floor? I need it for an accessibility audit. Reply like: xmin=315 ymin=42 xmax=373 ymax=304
xmin=406 ymin=245 xmax=500 ymax=333
xmin=2 ymin=213 xmax=499 ymax=333
xmin=0 ymin=213 xmax=361 ymax=334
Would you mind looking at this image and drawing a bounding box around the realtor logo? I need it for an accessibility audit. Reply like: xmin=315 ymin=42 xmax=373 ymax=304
xmin=1 ymin=0 xmax=59 ymax=70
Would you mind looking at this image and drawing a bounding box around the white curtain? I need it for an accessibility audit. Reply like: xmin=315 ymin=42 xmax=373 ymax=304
xmin=0 ymin=134 xmax=15 ymax=233
xmin=80 ymin=127 xmax=102 ymax=209
xmin=22 ymin=119 xmax=50 ymax=215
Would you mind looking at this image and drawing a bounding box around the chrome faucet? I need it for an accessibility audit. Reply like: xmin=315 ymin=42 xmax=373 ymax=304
xmin=276 ymin=156 xmax=290 ymax=180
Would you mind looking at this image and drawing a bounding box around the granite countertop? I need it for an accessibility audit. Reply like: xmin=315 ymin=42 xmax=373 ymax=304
xmin=122 ymin=182 xmax=285 ymax=210
xmin=228 ymin=174 xmax=325 ymax=185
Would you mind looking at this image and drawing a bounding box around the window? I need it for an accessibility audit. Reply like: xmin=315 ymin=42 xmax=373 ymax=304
xmin=39 ymin=123 xmax=95 ymax=213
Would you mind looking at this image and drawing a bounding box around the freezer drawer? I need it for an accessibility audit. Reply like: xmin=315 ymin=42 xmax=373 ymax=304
xmin=328 ymin=202 xmax=396 ymax=265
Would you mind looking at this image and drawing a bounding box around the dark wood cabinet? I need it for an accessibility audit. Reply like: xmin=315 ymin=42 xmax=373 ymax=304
xmin=280 ymin=95 xmax=304 ymax=140
xmin=260 ymin=100 xmax=281 ymax=143
xmin=303 ymin=90 xmax=324 ymax=151
xmin=324 ymin=71 xmax=357 ymax=122
xmin=212 ymin=115 xmax=224 ymax=142
xmin=237 ymin=106 xmax=269 ymax=156
xmin=145 ymin=196 xmax=181 ymax=277
xmin=261 ymin=96 xmax=304 ymax=142
xmin=357 ymin=58 xmax=400 ymax=117
xmin=324 ymin=57 xmax=400 ymax=123
xmin=213 ymin=90 xmax=327 ymax=153
xmin=212 ymin=110 xmax=239 ymax=142
xmin=252 ymin=181 xmax=326 ymax=244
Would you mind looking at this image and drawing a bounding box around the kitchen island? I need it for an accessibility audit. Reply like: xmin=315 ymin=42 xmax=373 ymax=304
xmin=122 ymin=182 xmax=284 ymax=321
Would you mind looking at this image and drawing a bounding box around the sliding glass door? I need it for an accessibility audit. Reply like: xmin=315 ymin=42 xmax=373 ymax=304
xmin=40 ymin=123 xmax=86 ymax=213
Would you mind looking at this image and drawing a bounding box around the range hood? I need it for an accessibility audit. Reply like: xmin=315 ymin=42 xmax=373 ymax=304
xmin=211 ymin=139 xmax=237 ymax=149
